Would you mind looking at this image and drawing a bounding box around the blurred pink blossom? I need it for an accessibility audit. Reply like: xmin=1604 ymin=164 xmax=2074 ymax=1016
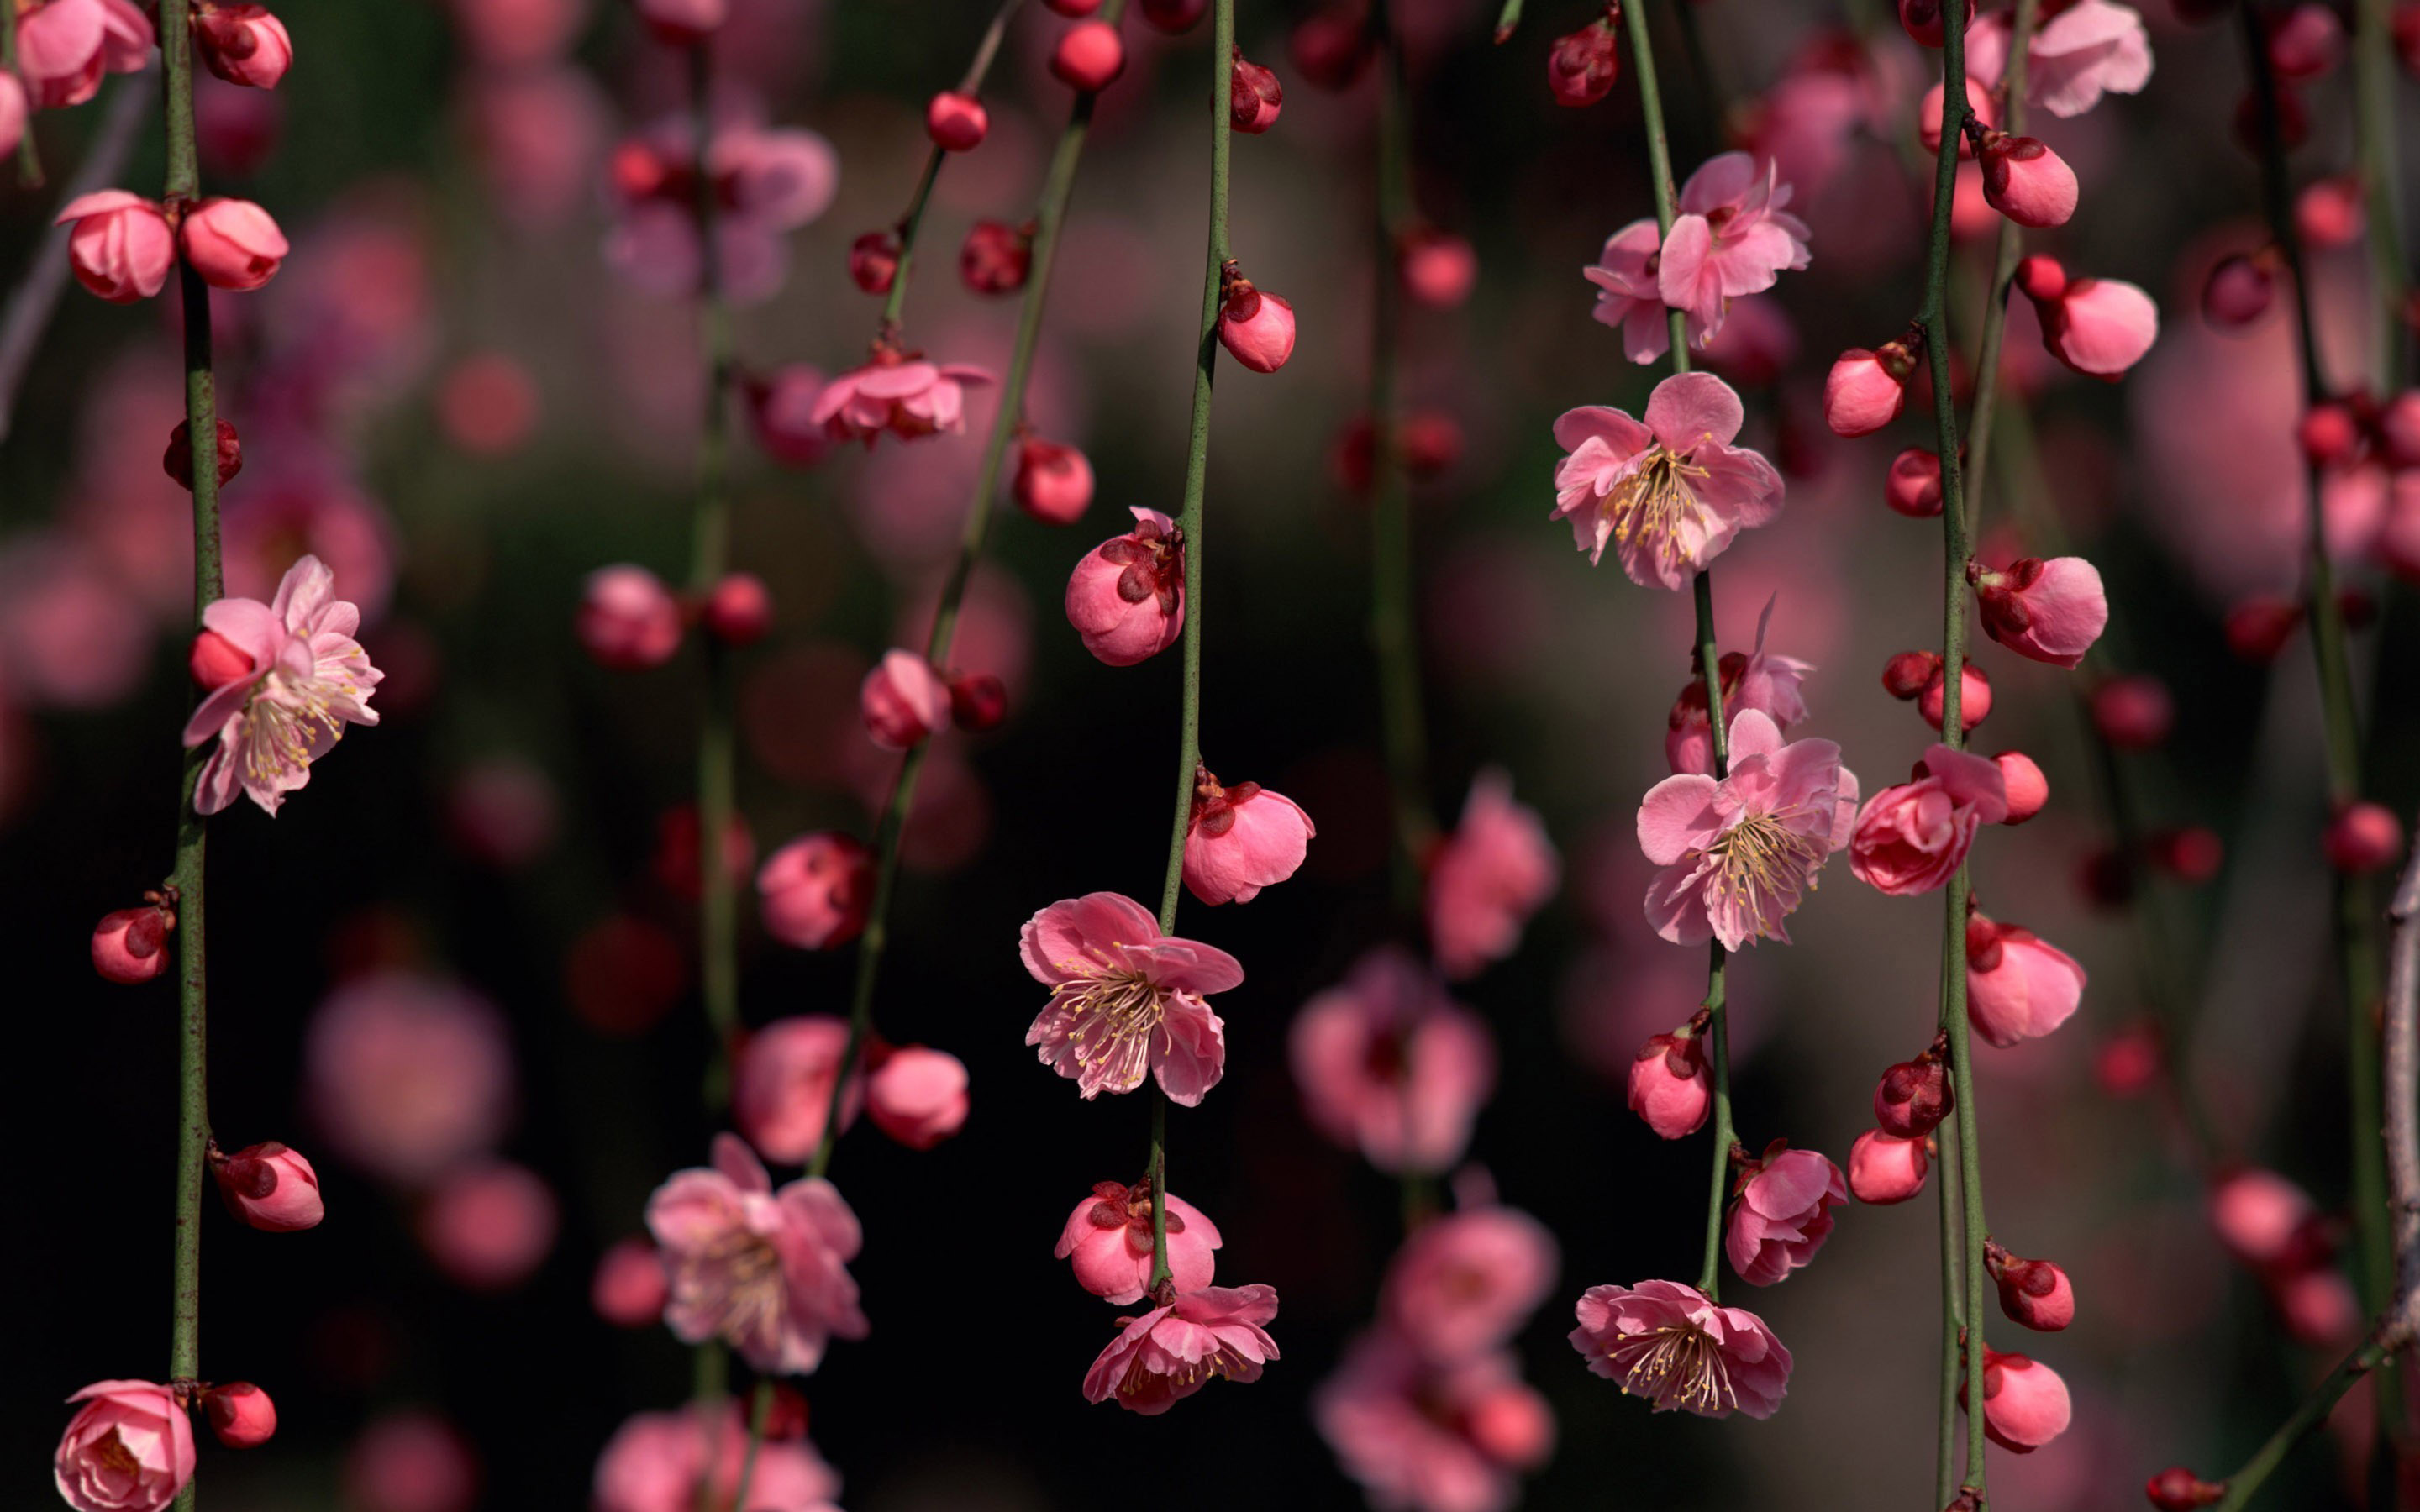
xmin=647 ymin=1133 xmax=868 ymax=1375
xmin=305 ymin=970 xmax=514 ymax=1187
xmin=1290 ymin=946 xmax=1497 ymax=1173
xmin=1384 ymin=1205 xmax=1559 ymax=1363
xmin=734 ymin=1016 xmax=863 ymax=1165
xmin=1428 ymin=767 xmax=1559 ymax=979
xmin=592 ymin=1402 xmax=841 ymax=1512
xmin=1314 ymin=1332 xmax=1554 ymax=1512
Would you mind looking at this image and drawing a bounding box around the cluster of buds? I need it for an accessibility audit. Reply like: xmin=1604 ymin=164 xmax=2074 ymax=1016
xmin=57 ymin=191 xmax=289 ymax=303
xmin=1847 ymin=1037 xmax=1948 ymax=1205
xmin=575 ymin=564 xmax=776 ymax=670
xmin=54 ymin=1377 xmax=279 ymax=1511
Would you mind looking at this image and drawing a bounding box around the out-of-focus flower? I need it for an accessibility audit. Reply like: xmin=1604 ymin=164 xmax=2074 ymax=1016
xmin=1055 ymin=1180 xmax=1222 ymax=1304
xmin=212 ymin=1140 xmax=324 ymax=1231
xmin=925 ymin=88 xmax=988 ymax=150
xmin=1665 ymin=596 xmax=1812 ymax=774
xmin=1547 ymin=13 xmax=1621 ymax=106
xmin=1552 ymin=371 xmax=1785 ymax=590
xmin=758 ymin=834 xmax=873 ymax=950
xmin=1641 ymin=710 xmax=1854 ymax=948
xmin=1384 ymin=1205 xmax=1559 ymax=1364
xmin=1969 ymin=0 xmax=2153 ymax=118
xmin=1082 ymin=1284 xmax=1281 ymax=1414
xmin=56 ymin=192 xmax=175 ymax=304
xmin=577 ymin=565 xmax=682 ymax=670
xmin=592 ymin=1401 xmax=842 ymax=1512
xmin=1398 ymin=227 xmax=1476 ymax=308
xmin=305 ymin=970 xmax=514 ymax=1187
xmin=2323 ymin=801 xmax=2406 ymax=874
xmin=1656 ymin=153 xmax=1811 ymax=343
xmin=864 ymin=1044 xmax=969 ymax=1149
xmin=604 ymin=119 xmax=837 ymax=304
xmin=592 ymin=1238 xmax=670 ymax=1329
xmin=734 ymin=1016 xmax=862 ymax=1165
xmin=1050 ymin=19 xmax=1128 ymax=92
xmin=960 ymin=218 xmax=1031 ymax=294
xmin=418 ymin=1159 xmax=558 ymax=1291
xmin=1724 ymin=1144 xmax=1848 ymax=1286
xmin=1183 ymin=765 xmax=1313 ymax=905
xmin=54 ymin=1381 xmax=193 ymax=1512
xmin=1848 ymin=744 xmax=2008 ymax=895
xmin=182 ymin=554 xmax=381 ymax=816
xmin=647 ymin=1133 xmax=868 ymax=1375
xmin=0 ymin=76 xmax=24 ymax=159
xmin=1014 ymin=438 xmax=1094 ymax=525
xmin=634 ymin=0 xmax=726 ymax=45
xmin=1020 ymin=891 xmax=1238 ymax=1105
xmin=1291 ymin=946 xmax=1497 ymax=1173
xmin=1568 ymin=1280 xmax=1791 ymax=1418
xmin=808 ymin=354 xmax=992 ymax=447
xmin=342 ymin=1411 xmax=479 ymax=1512
xmin=1314 ymin=1332 xmax=1555 ymax=1512
xmin=17 ymin=0 xmax=151 ymax=109
xmin=1066 ymin=507 xmax=1185 ymax=666
xmin=1428 ymin=768 xmax=1559 ymax=979
xmin=859 ymin=648 xmax=950 ymax=749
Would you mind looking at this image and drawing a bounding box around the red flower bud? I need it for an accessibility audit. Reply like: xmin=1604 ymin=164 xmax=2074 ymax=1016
xmin=1139 ymin=0 xmax=1207 ymax=30
xmin=165 ymin=418 xmax=244 ymax=491
xmin=1987 ymin=1242 xmax=2075 ymax=1331
xmin=1013 ymin=438 xmax=1094 ymax=526
xmin=2323 ymin=801 xmax=2404 ymax=875
xmin=925 ymin=90 xmax=988 ymax=152
xmin=947 ymin=671 xmax=1008 ymax=732
xmin=203 ymin=1383 xmax=277 ymax=1448
xmin=960 ymin=219 xmax=1032 ymax=295
xmin=1885 ymin=448 xmax=1944 ymax=517
xmin=850 ymin=230 xmax=901 ymax=295
xmin=1050 ymin=20 xmax=1127 ymax=92
xmin=1230 ymin=48 xmax=1283 ymax=134
xmin=2202 ymin=253 xmax=2275 ymax=328
xmin=2147 ymin=826 xmax=2224 ymax=883
xmin=1547 ymin=14 xmax=1621 ymax=107
xmin=92 ymin=903 xmax=175 ymax=984
xmin=2223 ymin=594 xmax=2301 ymax=660
xmin=1881 ymin=650 xmax=1942 ymax=700
xmin=1288 ymin=11 xmax=1372 ymax=89
xmin=702 ymin=573 xmax=772 ymax=647
xmin=2144 ymin=1467 xmax=2226 ymax=1509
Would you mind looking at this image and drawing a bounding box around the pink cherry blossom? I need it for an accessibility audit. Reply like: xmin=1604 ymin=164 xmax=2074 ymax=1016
xmin=1427 ymin=767 xmax=1560 ymax=979
xmin=1066 ymin=507 xmax=1186 ymax=665
xmin=746 ymin=365 xmax=830 ymax=467
xmin=603 ymin=118 xmax=836 ymax=304
xmin=18 ymin=0 xmax=150 ymax=108
xmin=1082 ymin=1284 xmax=1281 ymax=1414
xmin=55 ymin=191 xmax=175 ymax=304
xmin=808 ymin=354 xmax=992 ymax=447
xmin=1551 ymin=371 xmax=1786 ymax=590
xmin=180 ymin=554 xmax=381 ymax=816
xmin=340 ymin=1411 xmax=478 ymax=1512
xmin=1020 ymin=891 xmax=1238 ymax=1105
xmin=1970 ymin=0 xmax=2153 ymax=118
xmin=1724 ymin=1144 xmax=1848 ymax=1286
xmin=1846 ymin=744 xmax=2009 ymax=896
xmin=1055 ymin=1181 xmax=1223 ymax=1305
xmin=592 ymin=1401 xmax=841 ymax=1512
xmin=1314 ymin=1331 xmax=1555 ymax=1512
xmin=646 ymin=1133 xmax=868 ymax=1375
xmin=1568 ymin=1279 xmax=1791 ymax=1418
xmin=863 ymin=1044 xmax=969 ymax=1149
xmin=1665 ymin=596 xmax=1812 ymax=774
xmin=304 ymin=970 xmax=513 ymax=1187
xmin=1972 ymin=554 xmax=2108 ymax=667
xmin=54 ymin=1380 xmax=194 ymax=1512
xmin=1966 ymin=913 xmax=2086 ymax=1047
xmin=1585 ymin=218 xmax=1698 ymax=365
xmin=1639 ymin=709 xmax=1856 ymax=948
xmin=1655 ymin=152 xmax=1812 ymax=341
xmin=734 ymin=1016 xmax=863 ymax=1165
xmin=1966 ymin=1348 xmax=2072 ymax=1452
xmin=1290 ymin=946 xmax=1497 ymax=1173
xmin=1383 ymin=1205 xmax=1559 ymax=1364
xmin=1183 ymin=766 xmax=1315 ymax=904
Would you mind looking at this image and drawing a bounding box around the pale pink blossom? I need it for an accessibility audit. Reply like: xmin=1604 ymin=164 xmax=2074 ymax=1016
xmin=1655 ymin=153 xmax=1812 ymax=341
xmin=417 ymin=1158 xmax=558 ymax=1291
xmin=17 ymin=0 xmax=150 ymax=109
xmin=1290 ymin=946 xmax=1497 ymax=1174
xmin=1972 ymin=554 xmax=2109 ymax=667
xmin=2018 ymin=256 xmax=2159 ymax=378
xmin=1055 ymin=1181 xmax=1223 ymax=1304
xmin=1847 ymin=1129 xmax=1929 ymax=1204
xmin=1066 ymin=507 xmax=1185 ymax=665
xmin=1314 ymin=1331 xmax=1555 ymax=1512
xmin=1082 ymin=1284 xmax=1281 ymax=1415
xmin=54 ymin=1380 xmax=194 ymax=1512
xmin=757 ymin=833 xmax=873 ymax=950
xmin=1665 ymin=596 xmax=1813 ymax=774
xmin=808 ymin=355 xmax=993 ymax=447
xmin=180 ymin=555 xmax=381 ymax=816
xmin=592 ymin=1401 xmax=842 ymax=1512
xmin=1640 ymin=709 xmax=1855 ymax=948
xmin=746 ymin=365 xmax=830 ymax=467
xmin=1967 ymin=1348 xmax=2071 ymax=1452
xmin=1551 ymin=371 xmax=1785 ymax=589
xmin=1966 ymin=913 xmax=2086 ymax=1047
xmin=734 ymin=1016 xmax=863 ymax=1165
xmin=859 ymin=649 xmax=950 ymax=749
xmin=1384 ymin=1205 xmax=1559 ymax=1364
xmin=1585 ymin=219 xmax=1697 ymax=365
xmin=55 ymin=191 xmax=175 ymax=304
xmin=647 ymin=1133 xmax=868 ymax=1375
xmin=2209 ymin=1168 xmax=2324 ymax=1270
xmin=305 ymin=970 xmax=513 ymax=1187
xmin=863 ymin=1044 xmax=968 ymax=1149
xmin=1185 ymin=766 xmax=1314 ymax=904
xmin=1020 ymin=891 xmax=1238 ymax=1105
xmin=1724 ymin=1145 xmax=1848 ymax=1286
xmin=212 ymin=1140 xmax=324 ymax=1231
xmin=1847 ymin=744 xmax=2009 ymax=896
xmin=1970 ymin=0 xmax=2153 ymax=119
xmin=1568 ymin=1279 xmax=1791 ymax=1418
xmin=1428 ymin=768 xmax=1560 ymax=979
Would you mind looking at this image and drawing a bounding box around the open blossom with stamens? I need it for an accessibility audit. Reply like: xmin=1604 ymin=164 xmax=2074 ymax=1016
xmin=54 ymin=1380 xmax=195 ymax=1512
xmin=1586 ymin=218 xmax=1700 ymax=365
xmin=1020 ymin=891 xmax=1238 ymax=1105
xmin=1639 ymin=709 xmax=1857 ymax=949
xmin=1655 ymin=152 xmax=1812 ymax=343
xmin=1551 ymin=371 xmax=1785 ymax=591
xmin=1847 ymin=745 xmax=2008 ymax=896
xmin=1082 ymin=1284 xmax=1281 ymax=1415
xmin=181 ymin=554 xmax=381 ymax=816
xmin=644 ymin=1133 xmax=867 ymax=1376
xmin=1055 ymin=1180 xmax=1223 ymax=1305
xmin=1290 ymin=946 xmax=1497 ymax=1173
xmin=1568 ymin=1279 xmax=1791 ymax=1419
xmin=808 ymin=353 xmax=993 ymax=447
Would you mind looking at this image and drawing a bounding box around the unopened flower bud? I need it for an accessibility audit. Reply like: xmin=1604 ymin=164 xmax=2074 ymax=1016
xmin=2323 ymin=801 xmax=2404 ymax=874
xmin=57 ymin=191 xmax=176 ymax=304
xmin=1848 ymin=1129 xmax=1929 ymax=1204
xmin=165 ymin=419 xmax=243 ymax=491
xmin=2296 ymin=176 xmax=2364 ymax=249
xmin=2096 ymin=1022 xmax=2162 ymax=1096
xmin=190 ymin=628 xmax=255 ymax=690
xmin=1963 ymin=1348 xmax=2072 ymax=1452
xmin=577 ymin=565 xmax=682 ymax=670
xmin=960 ymin=219 xmax=1032 ymax=295
xmin=1898 ymin=0 xmax=1974 ymax=45
xmin=203 ymin=1383 xmax=276 ymax=1448
xmin=1994 ymin=752 xmax=2048 ymax=824
xmin=2223 ymin=594 xmax=2300 ymax=660
xmin=865 ymin=1044 xmax=971 ymax=1149
xmin=2091 ymin=674 xmax=2174 ymax=749
xmin=2296 ymin=402 xmax=2361 ymax=468
xmin=850 ymin=229 xmax=901 ymax=295
xmin=2148 ymin=825 xmax=2223 ymax=882
xmin=194 ymin=3 xmax=293 ymax=89
xmin=1919 ymin=78 xmax=1996 ymax=155
xmin=1050 ymin=19 xmax=1127 ymax=92
xmin=92 ymin=904 xmax=174 ymax=984
xmin=2202 ymin=253 xmax=2275 ymax=328
xmin=1547 ymin=13 xmax=1622 ymax=106
xmin=1230 ymin=48 xmax=1283 ymax=133
xmin=1886 ymin=448 xmax=1943 ymax=517
xmin=947 ymin=671 xmax=1007 ymax=732
xmin=1977 ymin=131 xmax=2078 ymax=229
xmin=2268 ymin=3 xmax=2343 ymax=77
xmin=181 ymin=197 xmax=289 ymax=291
xmin=213 ymin=1141 xmax=325 ymax=1231
xmin=1014 ymin=438 xmax=1094 ymax=526
xmin=2013 ymin=253 xmax=2067 ymax=302
xmin=860 ymin=649 xmax=950 ymax=749
xmin=1218 ymin=278 xmax=1297 ymax=373
xmin=757 ymin=832 xmax=873 ymax=949
xmin=925 ymin=90 xmax=988 ymax=151
xmin=1823 ymin=344 xmax=1913 ymax=437
xmin=591 ymin=1236 xmax=669 ymax=1327
xmin=1875 ymin=1051 xmax=1953 ymax=1137
xmin=1628 ymin=1024 xmax=1711 ymax=1139
xmin=1989 ymin=1247 xmax=2075 ymax=1332
xmin=702 ymin=572 xmax=772 ymax=646
xmin=1918 ymin=662 xmax=1991 ymax=732
xmin=1882 ymin=649 xmax=1942 ymax=700
xmin=2145 ymin=1467 xmax=2226 ymax=1510
xmin=1398 ymin=228 xmax=1476 ymax=309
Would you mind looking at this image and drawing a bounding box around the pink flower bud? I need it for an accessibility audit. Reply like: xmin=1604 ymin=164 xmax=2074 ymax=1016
xmin=2014 ymin=252 xmax=2066 ymax=302
xmin=164 ymin=418 xmax=243 ymax=491
xmin=860 ymin=649 xmax=950 ymax=749
xmin=2027 ymin=271 xmax=2161 ymax=379
xmin=1218 ymin=284 xmax=1296 ymax=372
xmin=1013 ymin=438 xmax=1094 ymax=525
xmin=1139 ymin=0 xmax=1207 ymax=30
xmin=2095 ymin=1021 xmax=2161 ymax=1095
xmin=1918 ymin=661 xmax=1991 ymax=732
xmin=56 ymin=190 xmax=176 ymax=303
xmin=2224 ymin=594 xmax=2301 ymax=659
xmin=203 ymin=1383 xmax=276 ymax=1449
xmin=1874 ymin=1050 xmax=1952 ymax=1137
xmin=1918 ymin=78 xmax=1995 ymax=155
xmin=1881 ymin=649 xmax=1942 ymax=700
xmin=1183 ymin=768 xmax=1315 ymax=905
xmin=1885 ymin=448 xmax=1943 ymax=517
xmin=1971 ymin=555 xmax=2109 ymax=667
xmin=1050 ymin=19 xmax=1126 ymax=92
xmin=1978 ymin=132 xmax=2078 ymax=229
xmin=1398 ymin=228 xmax=1476 ymax=309
xmin=1989 ymin=1247 xmax=2075 ymax=1332
xmin=2090 ymin=674 xmax=2174 ymax=750
xmin=1066 ymin=507 xmax=1185 ymax=665
xmin=576 ymin=565 xmax=682 ymax=670
xmin=2269 ymin=2 xmax=2343 ymax=77
xmin=590 ymin=1236 xmax=669 ymax=1327
xmin=2209 ymin=1167 xmax=2325 ymax=1269
xmin=1898 ymin=0 xmax=1974 ymax=45
xmin=180 ymin=197 xmax=289 ymax=291
xmin=2146 ymin=1467 xmax=2227 ymax=1510
xmin=195 ymin=3 xmax=292 ymax=89
xmin=1967 ymin=913 xmax=2086 ymax=1047
xmin=634 ymin=0 xmax=725 ymax=43
xmin=2296 ymin=402 xmax=2361 ymax=467
xmin=2296 ymin=175 xmax=2365 ymax=249
xmin=1847 ymin=1129 xmax=1929 ymax=1204
xmin=757 ymin=832 xmax=872 ymax=949
xmin=1823 ymin=344 xmax=1912 ymax=437
xmin=947 ymin=671 xmax=1008 ymax=731
xmin=55 ymin=1381 xmax=194 ymax=1512
xmin=1993 ymin=751 xmax=2048 ymax=824
xmin=1230 ymin=47 xmax=1283 ymax=134
xmin=1056 ymin=1180 xmax=1222 ymax=1303
xmin=701 ymin=572 xmax=771 ymax=646
xmin=2275 ymin=1265 xmax=2361 ymax=1345
xmin=850 ymin=229 xmax=901 ymax=294
xmin=1290 ymin=9 xmax=1371 ymax=87
xmin=1628 ymin=1026 xmax=1711 ymax=1139
xmin=92 ymin=904 xmax=173 ymax=984
xmin=1464 ymin=1383 xmax=1555 ymax=1468
xmin=959 ymin=218 xmax=1031 ymax=295
xmin=417 ymin=1158 xmax=558 ymax=1290
xmin=1965 ymin=1349 xmax=2071 ymax=1452
xmin=2323 ymin=801 xmax=2404 ymax=874
xmin=188 ymin=628 xmax=254 ymax=690
xmin=924 ymin=89 xmax=988 ymax=151
xmin=2149 ymin=826 xmax=2224 ymax=882
xmin=1547 ymin=15 xmax=1620 ymax=106
xmin=745 ymin=365 xmax=830 ymax=466
xmin=865 ymin=1044 xmax=971 ymax=1149
xmin=2202 ymin=253 xmax=2275 ymax=328
xmin=213 ymin=1140 xmax=324 ymax=1231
